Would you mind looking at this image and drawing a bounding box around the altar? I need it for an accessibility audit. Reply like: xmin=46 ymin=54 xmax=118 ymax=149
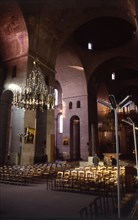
xmin=103 ymin=153 xmax=121 ymax=166
xmin=103 ymin=153 xmax=121 ymax=158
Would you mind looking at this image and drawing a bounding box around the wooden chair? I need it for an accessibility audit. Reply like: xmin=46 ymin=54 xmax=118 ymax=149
xmin=78 ymin=170 xmax=86 ymax=192
xmin=53 ymin=171 xmax=64 ymax=190
xmin=62 ymin=170 xmax=71 ymax=191
xmin=70 ymin=169 xmax=80 ymax=192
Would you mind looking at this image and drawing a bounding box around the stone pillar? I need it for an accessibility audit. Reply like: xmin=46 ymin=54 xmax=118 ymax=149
xmin=46 ymin=110 xmax=55 ymax=162
xmin=23 ymin=110 xmax=36 ymax=165
xmin=91 ymin=123 xmax=96 ymax=155
xmin=50 ymin=134 xmax=56 ymax=162
xmin=88 ymin=84 xmax=99 ymax=156
xmin=21 ymin=142 xmax=34 ymax=165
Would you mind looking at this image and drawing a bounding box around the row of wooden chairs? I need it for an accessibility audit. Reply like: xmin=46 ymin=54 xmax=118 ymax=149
xmin=0 ymin=163 xmax=127 ymax=195
xmin=0 ymin=162 xmax=71 ymax=185
xmin=50 ymin=167 xmax=124 ymax=195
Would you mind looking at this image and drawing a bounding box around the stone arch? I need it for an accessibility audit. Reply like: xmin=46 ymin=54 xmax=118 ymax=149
xmin=69 ymin=102 xmax=73 ymax=109
xmin=0 ymin=1 xmax=28 ymax=62
xmin=55 ymin=80 xmax=63 ymax=107
xmin=90 ymin=56 xmax=138 ymax=85
xmin=70 ymin=115 xmax=80 ymax=161
xmin=76 ymin=100 xmax=81 ymax=108
xmin=88 ymin=56 xmax=138 ymax=156
xmin=54 ymin=80 xmax=63 ymax=156
xmin=55 ymin=45 xmax=88 ymax=161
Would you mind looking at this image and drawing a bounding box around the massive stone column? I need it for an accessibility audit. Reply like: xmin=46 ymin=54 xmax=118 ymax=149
xmin=88 ymin=82 xmax=99 ymax=156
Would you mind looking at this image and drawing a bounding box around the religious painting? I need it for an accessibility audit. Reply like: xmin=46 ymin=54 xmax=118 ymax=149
xmin=63 ymin=137 xmax=69 ymax=145
xmin=25 ymin=127 xmax=36 ymax=144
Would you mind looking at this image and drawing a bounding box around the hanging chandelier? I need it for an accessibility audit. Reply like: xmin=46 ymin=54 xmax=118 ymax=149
xmin=12 ymin=59 xmax=55 ymax=111
xmin=12 ymin=2 xmax=55 ymax=112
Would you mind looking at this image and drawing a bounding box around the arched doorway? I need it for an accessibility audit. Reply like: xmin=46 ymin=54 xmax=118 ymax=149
xmin=70 ymin=115 xmax=80 ymax=160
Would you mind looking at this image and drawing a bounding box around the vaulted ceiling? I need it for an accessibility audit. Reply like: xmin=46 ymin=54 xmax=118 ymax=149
xmin=74 ymin=16 xmax=136 ymax=51
xmin=0 ymin=0 xmax=138 ymax=104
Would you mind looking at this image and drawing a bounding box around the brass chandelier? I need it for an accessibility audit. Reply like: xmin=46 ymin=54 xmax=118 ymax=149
xmin=12 ymin=2 xmax=55 ymax=112
xmin=12 ymin=59 xmax=55 ymax=112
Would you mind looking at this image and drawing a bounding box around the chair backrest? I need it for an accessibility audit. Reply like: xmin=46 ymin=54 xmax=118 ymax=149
xmin=78 ymin=170 xmax=85 ymax=180
xmin=56 ymin=171 xmax=64 ymax=179
xmin=63 ymin=170 xmax=70 ymax=179
xmin=70 ymin=170 xmax=78 ymax=179
xmin=85 ymin=171 xmax=93 ymax=180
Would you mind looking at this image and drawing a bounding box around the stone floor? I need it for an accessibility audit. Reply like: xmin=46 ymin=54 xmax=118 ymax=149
xmin=0 ymin=181 xmax=138 ymax=220
xmin=0 ymin=158 xmax=138 ymax=219
xmin=0 ymin=182 xmax=97 ymax=219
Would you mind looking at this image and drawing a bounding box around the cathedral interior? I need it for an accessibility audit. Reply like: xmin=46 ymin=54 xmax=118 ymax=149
xmin=0 ymin=0 xmax=138 ymax=165
xmin=0 ymin=0 xmax=138 ymax=219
